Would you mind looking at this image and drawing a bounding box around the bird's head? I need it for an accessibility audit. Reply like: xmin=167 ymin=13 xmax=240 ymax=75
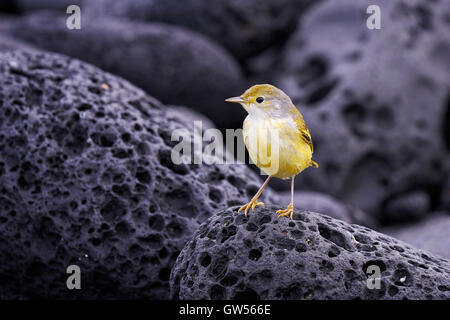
xmin=225 ymin=84 xmax=292 ymax=117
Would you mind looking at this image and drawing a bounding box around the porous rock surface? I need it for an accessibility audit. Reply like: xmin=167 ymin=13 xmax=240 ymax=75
xmin=171 ymin=206 xmax=450 ymax=300
xmin=84 ymin=0 xmax=314 ymax=60
xmin=3 ymin=11 xmax=245 ymax=130
xmin=0 ymin=50 xmax=278 ymax=299
xmin=274 ymin=0 xmax=450 ymax=214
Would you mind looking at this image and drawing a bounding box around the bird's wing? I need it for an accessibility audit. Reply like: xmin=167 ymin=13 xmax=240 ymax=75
xmin=293 ymin=112 xmax=314 ymax=153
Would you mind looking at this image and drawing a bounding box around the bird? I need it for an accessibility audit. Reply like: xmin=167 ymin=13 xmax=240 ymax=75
xmin=225 ymin=84 xmax=318 ymax=220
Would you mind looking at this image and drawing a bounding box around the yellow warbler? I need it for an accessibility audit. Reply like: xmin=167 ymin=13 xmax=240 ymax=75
xmin=226 ymin=84 xmax=318 ymax=220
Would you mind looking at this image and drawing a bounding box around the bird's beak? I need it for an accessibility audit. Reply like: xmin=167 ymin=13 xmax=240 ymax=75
xmin=225 ymin=96 xmax=247 ymax=104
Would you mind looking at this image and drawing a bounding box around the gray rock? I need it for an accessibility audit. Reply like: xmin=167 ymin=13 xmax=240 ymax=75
xmin=384 ymin=213 xmax=450 ymax=259
xmin=278 ymin=190 xmax=376 ymax=228
xmin=170 ymin=206 xmax=450 ymax=300
xmin=84 ymin=0 xmax=315 ymax=60
xmin=0 ymin=50 xmax=278 ymax=299
xmin=2 ymin=11 xmax=245 ymax=130
xmin=382 ymin=190 xmax=431 ymax=224
xmin=274 ymin=0 xmax=450 ymax=215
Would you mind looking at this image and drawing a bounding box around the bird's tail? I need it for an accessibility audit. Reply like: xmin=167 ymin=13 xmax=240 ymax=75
xmin=310 ymin=160 xmax=319 ymax=168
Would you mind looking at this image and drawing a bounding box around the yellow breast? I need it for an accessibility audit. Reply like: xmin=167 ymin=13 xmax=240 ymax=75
xmin=243 ymin=115 xmax=312 ymax=179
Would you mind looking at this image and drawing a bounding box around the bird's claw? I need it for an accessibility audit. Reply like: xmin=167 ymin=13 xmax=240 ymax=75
xmin=238 ymin=199 xmax=264 ymax=217
xmin=277 ymin=203 xmax=294 ymax=220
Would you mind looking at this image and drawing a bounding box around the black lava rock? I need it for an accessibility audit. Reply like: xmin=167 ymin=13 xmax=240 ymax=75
xmin=170 ymin=206 xmax=450 ymax=299
xmin=84 ymin=0 xmax=314 ymax=61
xmin=3 ymin=11 xmax=245 ymax=130
xmin=274 ymin=0 xmax=450 ymax=215
xmin=0 ymin=50 xmax=278 ymax=299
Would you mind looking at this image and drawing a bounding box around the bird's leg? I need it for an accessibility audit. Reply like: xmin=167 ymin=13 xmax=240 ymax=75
xmin=238 ymin=176 xmax=272 ymax=217
xmin=277 ymin=177 xmax=295 ymax=220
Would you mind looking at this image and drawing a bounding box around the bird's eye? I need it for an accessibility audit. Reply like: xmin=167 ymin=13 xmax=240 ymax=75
xmin=256 ymin=97 xmax=264 ymax=103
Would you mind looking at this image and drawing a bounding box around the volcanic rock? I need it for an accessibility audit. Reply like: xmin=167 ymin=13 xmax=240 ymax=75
xmin=171 ymin=206 xmax=450 ymax=299
xmin=0 ymin=50 xmax=277 ymax=299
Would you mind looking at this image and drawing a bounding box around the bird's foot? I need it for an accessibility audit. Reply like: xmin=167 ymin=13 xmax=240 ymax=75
xmin=277 ymin=203 xmax=294 ymax=220
xmin=238 ymin=198 xmax=264 ymax=217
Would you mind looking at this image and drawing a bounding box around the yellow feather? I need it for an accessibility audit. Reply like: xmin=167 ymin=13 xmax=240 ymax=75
xmin=226 ymin=84 xmax=319 ymax=219
xmin=243 ymin=115 xmax=313 ymax=179
xmin=231 ymin=84 xmax=318 ymax=179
